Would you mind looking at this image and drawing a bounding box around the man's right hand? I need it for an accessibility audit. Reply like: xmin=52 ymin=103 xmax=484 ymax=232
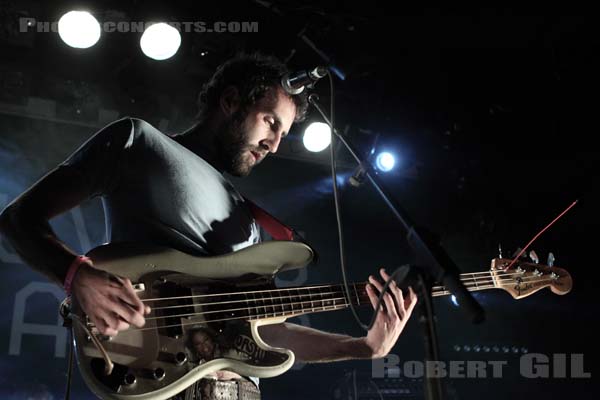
xmin=71 ymin=261 xmax=151 ymax=336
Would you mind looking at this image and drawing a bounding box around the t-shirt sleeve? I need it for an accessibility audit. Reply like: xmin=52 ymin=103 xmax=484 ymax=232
xmin=59 ymin=117 xmax=135 ymax=197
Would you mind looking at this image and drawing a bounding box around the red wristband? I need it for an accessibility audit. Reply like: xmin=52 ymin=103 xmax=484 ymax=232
xmin=64 ymin=255 xmax=91 ymax=295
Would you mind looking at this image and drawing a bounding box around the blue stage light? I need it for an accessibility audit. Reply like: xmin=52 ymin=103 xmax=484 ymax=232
xmin=375 ymin=152 xmax=395 ymax=172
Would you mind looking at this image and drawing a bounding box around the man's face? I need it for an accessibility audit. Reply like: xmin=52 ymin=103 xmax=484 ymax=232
xmin=216 ymin=87 xmax=296 ymax=177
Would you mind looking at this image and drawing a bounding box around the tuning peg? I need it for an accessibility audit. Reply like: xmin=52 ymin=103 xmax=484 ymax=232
xmin=529 ymin=250 xmax=539 ymax=264
xmin=547 ymin=252 xmax=555 ymax=267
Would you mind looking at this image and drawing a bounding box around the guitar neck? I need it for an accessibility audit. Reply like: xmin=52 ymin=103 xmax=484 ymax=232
xmin=244 ymin=271 xmax=498 ymax=320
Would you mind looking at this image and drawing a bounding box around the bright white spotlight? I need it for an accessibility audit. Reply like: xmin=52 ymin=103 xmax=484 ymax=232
xmin=58 ymin=11 xmax=101 ymax=49
xmin=375 ymin=152 xmax=395 ymax=172
xmin=140 ymin=23 xmax=181 ymax=60
xmin=303 ymin=122 xmax=331 ymax=152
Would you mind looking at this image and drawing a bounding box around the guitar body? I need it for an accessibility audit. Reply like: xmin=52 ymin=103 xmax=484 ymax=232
xmin=71 ymin=241 xmax=314 ymax=400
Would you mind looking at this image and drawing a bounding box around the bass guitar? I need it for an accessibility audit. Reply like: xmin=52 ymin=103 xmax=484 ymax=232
xmin=63 ymin=241 xmax=572 ymax=399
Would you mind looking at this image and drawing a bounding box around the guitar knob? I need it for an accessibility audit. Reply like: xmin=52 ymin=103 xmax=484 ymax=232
xmin=175 ymin=352 xmax=187 ymax=366
xmin=153 ymin=368 xmax=165 ymax=381
xmin=123 ymin=373 xmax=136 ymax=386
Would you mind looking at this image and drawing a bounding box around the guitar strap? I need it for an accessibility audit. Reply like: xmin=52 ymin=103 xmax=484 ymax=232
xmin=244 ymin=196 xmax=318 ymax=262
xmin=243 ymin=197 xmax=295 ymax=241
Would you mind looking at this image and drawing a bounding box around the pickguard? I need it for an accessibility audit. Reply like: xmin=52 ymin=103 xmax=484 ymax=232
xmin=83 ymin=271 xmax=289 ymax=396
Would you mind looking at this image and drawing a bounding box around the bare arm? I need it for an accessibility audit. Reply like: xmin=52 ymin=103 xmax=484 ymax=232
xmin=258 ymin=322 xmax=373 ymax=363
xmin=258 ymin=269 xmax=418 ymax=363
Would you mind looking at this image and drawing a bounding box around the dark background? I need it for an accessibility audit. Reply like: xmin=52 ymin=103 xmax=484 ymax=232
xmin=0 ymin=2 xmax=597 ymax=399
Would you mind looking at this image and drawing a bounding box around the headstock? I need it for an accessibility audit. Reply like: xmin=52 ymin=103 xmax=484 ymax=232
xmin=490 ymin=258 xmax=572 ymax=299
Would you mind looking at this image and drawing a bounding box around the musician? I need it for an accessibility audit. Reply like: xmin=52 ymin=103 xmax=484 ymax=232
xmin=0 ymin=53 xmax=417 ymax=399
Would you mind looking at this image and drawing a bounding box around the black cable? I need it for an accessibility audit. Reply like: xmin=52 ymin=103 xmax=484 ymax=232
xmin=59 ymin=297 xmax=74 ymax=400
xmin=323 ymin=73 xmax=406 ymax=332
xmin=64 ymin=328 xmax=74 ymax=400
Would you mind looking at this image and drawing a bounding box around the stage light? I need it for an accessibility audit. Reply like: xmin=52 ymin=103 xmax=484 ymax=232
xmin=58 ymin=11 xmax=101 ymax=49
xmin=375 ymin=151 xmax=395 ymax=172
xmin=140 ymin=23 xmax=181 ymax=60
xmin=303 ymin=122 xmax=331 ymax=152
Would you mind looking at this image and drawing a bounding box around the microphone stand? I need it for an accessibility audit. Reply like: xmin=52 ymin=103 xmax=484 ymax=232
xmin=349 ymin=133 xmax=379 ymax=187
xmin=308 ymin=94 xmax=485 ymax=400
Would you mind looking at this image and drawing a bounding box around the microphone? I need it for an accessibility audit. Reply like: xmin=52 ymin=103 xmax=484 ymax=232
xmin=281 ymin=66 xmax=328 ymax=95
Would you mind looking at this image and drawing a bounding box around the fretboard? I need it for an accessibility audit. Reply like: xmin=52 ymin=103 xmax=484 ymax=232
xmin=236 ymin=271 xmax=498 ymax=320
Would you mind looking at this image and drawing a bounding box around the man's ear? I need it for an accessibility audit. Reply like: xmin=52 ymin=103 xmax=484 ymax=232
xmin=219 ymin=86 xmax=240 ymax=116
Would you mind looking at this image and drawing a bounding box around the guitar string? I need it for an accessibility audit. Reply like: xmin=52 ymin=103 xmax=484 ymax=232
xmin=140 ymin=267 xmax=558 ymax=304
xmin=140 ymin=270 xmax=559 ymax=304
xmin=143 ymin=295 xmax=360 ymax=321
xmin=430 ymin=272 xmax=556 ymax=288
xmin=116 ymin=275 xmax=557 ymax=334
xmin=143 ymin=271 xmax=513 ymax=302
xmin=146 ymin=274 xmax=554 ymax=312
xmin=123 ymin=304 xmax=351 ymax=333
xmin=142 ymin=276 xmax=555 ymax=321
xmin=104 ymin=276 xmax=557 ymax=333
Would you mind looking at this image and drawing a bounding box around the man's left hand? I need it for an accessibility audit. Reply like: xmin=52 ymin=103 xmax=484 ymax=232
xmin=363 ymin=268 xmax=418 ymax=358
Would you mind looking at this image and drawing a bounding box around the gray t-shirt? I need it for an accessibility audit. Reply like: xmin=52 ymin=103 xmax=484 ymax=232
xmin=61 ymin=117 xmax=261 ymax=387
xmin=62 ymin=116 xmax=260 ymax=254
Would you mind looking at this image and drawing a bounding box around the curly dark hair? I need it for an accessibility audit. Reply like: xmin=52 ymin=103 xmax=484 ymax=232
xmin=196 ymin=52 xmax=309 ymax=124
